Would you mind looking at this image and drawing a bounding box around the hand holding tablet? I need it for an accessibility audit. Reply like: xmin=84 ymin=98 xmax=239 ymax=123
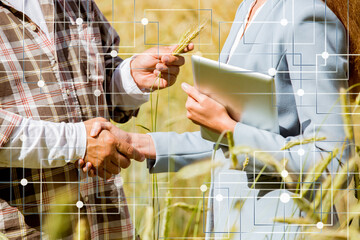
xmin=191 ymin=55 xmax=279 ymax=144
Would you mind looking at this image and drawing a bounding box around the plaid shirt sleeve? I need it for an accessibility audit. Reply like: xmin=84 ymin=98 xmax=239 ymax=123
xmin=92 ymin=2 xmax=139 ymax=123
xmin=0 ymin=110 xmax=22 ymax=147
xmin=0 ymin=0 xmax=140 ymax=238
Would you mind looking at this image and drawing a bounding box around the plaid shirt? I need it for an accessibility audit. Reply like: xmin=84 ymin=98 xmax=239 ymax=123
xmin=0 ymin=0 xmax=138 ymax=239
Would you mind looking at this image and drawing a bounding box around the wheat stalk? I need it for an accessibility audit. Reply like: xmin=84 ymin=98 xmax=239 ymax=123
xmin=340 ymin=88 xmax=354 ymax=140
xmin=281 ymin=137 xmax=327 ymax=150
xmin=192 ymin=199 xmax=203 ymax=237
xmin=319 ymin=157 xmax=358 ymax=223
xmin=313 ymin=173 xmax=333 ymax=210
xmin=300 ymin=148 xmax=339 ymax=197
xmin=355 ymin=93 xmax=360 ymax=106
xmin=74 ymin=218 xmax=88 ymax=240
xmin=145 ymin=22 xmax=207 ymax=239
xmin=171 ymin=202 xmax=206 ymax=212
xmin=273 ymin=217 xmax=314 ymax=225
xmin=183 ymin=208 xmax=197 ymax=238
xmin=308 ymin=229 xmax=360 ymax=240
xmin=231 ymin=146 xmax=295 ymax=186
xmin=232 ymin=146 xmax=281 ymax=170
xmin=160 ymin=191 xmax=172 ymax=238
xmin=172 ymin=21 xmax=206 ymax=55
xmin=227 ymin=131 xmax=238 ymax=169
xmin=293 ymin=195 xmax=320 ymax=222
xmin=142 ymin=207 xmax=154 ymax=240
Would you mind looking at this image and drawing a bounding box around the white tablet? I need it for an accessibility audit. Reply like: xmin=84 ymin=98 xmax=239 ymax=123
xmin=192 ymin=55 xmax=279 ymax=145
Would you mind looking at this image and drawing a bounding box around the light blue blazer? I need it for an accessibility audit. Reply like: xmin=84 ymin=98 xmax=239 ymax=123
xmin=148 ymin=0 xmax=348 ymax=238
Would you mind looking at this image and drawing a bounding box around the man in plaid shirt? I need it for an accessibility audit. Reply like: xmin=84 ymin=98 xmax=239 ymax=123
xmin=0 ymin=0 xmax=192 ymax=239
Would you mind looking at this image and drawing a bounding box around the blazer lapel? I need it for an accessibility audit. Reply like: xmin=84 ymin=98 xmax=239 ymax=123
xmin=232 ymin=0 xmax=282 ymax=55
xmin=222 ymin=0 xmax=283 ymax=65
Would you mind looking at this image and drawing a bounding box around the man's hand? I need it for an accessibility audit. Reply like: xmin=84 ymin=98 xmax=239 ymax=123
xmin=78 ymin=121 xmax=156 ymax=176
xmin=130 ymin=44 xmax=194 ymax=91
xmin=80 ymin=118 xmax=145 ymax=179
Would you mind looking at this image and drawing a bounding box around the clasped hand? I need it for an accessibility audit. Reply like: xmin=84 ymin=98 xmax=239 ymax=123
xmin=81 ymin=118 xmax=145 ymax=179
xmin=79 ymin=119 xmax=155 ymax=178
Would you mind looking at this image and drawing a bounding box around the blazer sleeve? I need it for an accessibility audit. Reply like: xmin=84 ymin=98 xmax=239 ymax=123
xmin=148 ymin=131 xmax=214 ymax=173
xmin=233 ymin=2 xmax=350 ymax=175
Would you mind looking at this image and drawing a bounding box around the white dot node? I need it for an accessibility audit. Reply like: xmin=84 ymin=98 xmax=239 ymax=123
xmin=268 ymin=68 xmax=277 ymax=77
xmin=297 ymin=89 xmax=305 ymax=96
xmin=195 ymin=51 xmax=203 ymax=57
xmin=76 ymin=201 xmax=84 ymax=208
xmin=298 ymin=148 xmax=305 ymax=156
xmin=215 ymin=194 xmax=223 ymax=202
xmin=200 ymin=184 xmax=208 ymax=192
xmin=281 ymin=19 xmax=288 ymax=26
xmin=141 ymin=18 xmax=149 ymax=25
xmin=322 ymin=51 xmax=329 ymax=60
xmin=20 ymin=178 xmax=28 ymax=186
xmin=20 ymin=134 xmax=26 ymax=142
xmin=37 ymin=80 xmax=45 ymax=88
xmin=110 ymin=50 xmax=118 ymax=58
xmin=316 ymin=222 xmax=324 ymax=229
xmin=114 ymin=179 xmax=122 ymax=187
xmin=280 ymin=193 xmax=290 ymax=203
xmin=94 ymin=89 xmax=101 ymax=97
xmin=281 ymin=170 xmax=289 ymax=178
xmin=76 ymin=18 xmax=83 ymax=25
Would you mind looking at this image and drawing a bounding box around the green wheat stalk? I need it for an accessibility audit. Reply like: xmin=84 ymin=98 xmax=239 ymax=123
xmin=281 ymin=136 xmax=327 ymax=151
xmin=145 ymin=22 xmax=207 ymax=239
xmin=142 ymin=207 xmax=154 ymax=240
xmin=160 ymin=191 xmax=172 ymax=238
xmin=300 ymin=148 xmax=339 ymax=197
xmin=227 ymin=131 xmax=238 ymax=169
xmin=183 ymin=208 xmax=197 ymax=238
xmin=192 ymin=198 xmax=203 ymax=238
xmin=340 ymin=88 xmax=354 ymax=140
xmin=172 ymin=202 xmax=206 ymax=212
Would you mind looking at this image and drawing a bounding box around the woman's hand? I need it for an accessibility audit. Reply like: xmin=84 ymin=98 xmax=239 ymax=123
xmin=181 ymin=83 xmax=237 ymax=134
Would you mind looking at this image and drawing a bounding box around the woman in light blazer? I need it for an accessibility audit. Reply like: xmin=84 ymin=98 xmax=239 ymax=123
xmin=87 ymin=0 xmax=360 ymax=239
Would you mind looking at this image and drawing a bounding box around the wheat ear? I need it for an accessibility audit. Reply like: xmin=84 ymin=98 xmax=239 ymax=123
xmin=172 ymin=21 xmax=206 ymax=56
xmin=300 ymin=148 xmax=339 ymax=197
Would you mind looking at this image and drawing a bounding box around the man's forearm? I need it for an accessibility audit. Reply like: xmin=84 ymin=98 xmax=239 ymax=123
xmin=0 ymin=118 xmax=86 ymax=168
xmin=109 ymin=58 xmax=149 ymax=111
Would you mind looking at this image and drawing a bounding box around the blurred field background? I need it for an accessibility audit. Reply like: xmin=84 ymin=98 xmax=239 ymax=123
xmin=92 ymin=1 xmax=360 ymax=239
xmin=94 ymin=0 xmax=241 ymax=237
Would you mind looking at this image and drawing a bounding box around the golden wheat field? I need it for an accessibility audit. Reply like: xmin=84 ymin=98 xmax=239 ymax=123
xmin=90 ymin=0 xmax=360 ymax=239
xmin=94 ymin=0 xmax=240 ymax=238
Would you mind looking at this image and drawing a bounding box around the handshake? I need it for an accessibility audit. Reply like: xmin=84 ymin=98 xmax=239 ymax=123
xmin=79 ymin=118 xmax=155 ymax=179
xmin=77 ymin=43 xmax=195 ymax=179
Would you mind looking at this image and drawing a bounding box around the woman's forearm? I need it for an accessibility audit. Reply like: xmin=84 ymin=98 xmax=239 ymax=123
xmin=129 ymin=133 xmax=156 ymax=159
